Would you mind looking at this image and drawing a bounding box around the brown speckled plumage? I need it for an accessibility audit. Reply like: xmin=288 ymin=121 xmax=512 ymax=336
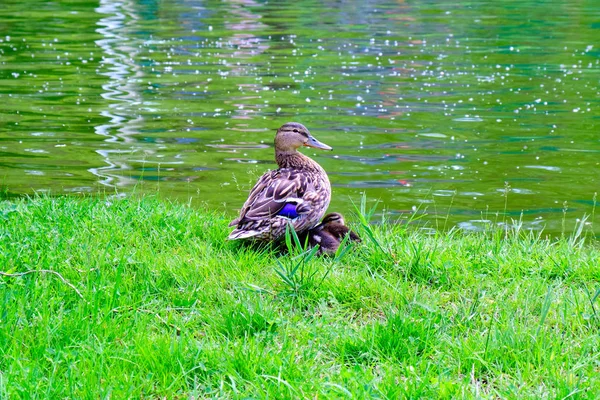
xmin=228 ymin=122 xmax=332 ymax=241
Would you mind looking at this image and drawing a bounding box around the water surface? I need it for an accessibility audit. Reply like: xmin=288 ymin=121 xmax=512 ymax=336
xmin=1 ymin=0 xmax=598 ymax=234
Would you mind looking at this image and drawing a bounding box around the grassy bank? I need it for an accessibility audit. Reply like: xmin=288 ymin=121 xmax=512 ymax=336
xmin=1 ymin=196 xmax=599 ymax=398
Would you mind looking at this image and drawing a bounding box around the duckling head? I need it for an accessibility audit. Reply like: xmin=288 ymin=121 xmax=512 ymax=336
xmin=321 ymin=212 xmax=345 ymax=226
xmin=275 ymin=122 xmax=332 ymax=153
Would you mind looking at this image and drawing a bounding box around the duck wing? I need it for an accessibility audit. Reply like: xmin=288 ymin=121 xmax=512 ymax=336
xmin=230 ymin=168 xmax=311 ymax=227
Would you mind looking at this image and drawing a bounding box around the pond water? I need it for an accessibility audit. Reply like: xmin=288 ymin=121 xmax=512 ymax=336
xmin=1 ymin=0 xmax=598 ymax=235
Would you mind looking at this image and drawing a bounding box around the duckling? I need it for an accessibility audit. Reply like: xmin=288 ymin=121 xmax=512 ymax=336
xmin=228 ymin=122 xmax=332 ymax=241
xmin=306 ymin=212 xmax=361 ymax=255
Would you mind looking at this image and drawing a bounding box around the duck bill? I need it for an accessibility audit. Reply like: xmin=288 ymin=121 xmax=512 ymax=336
xmin=305 ymin=136 xmax=333 ymax=151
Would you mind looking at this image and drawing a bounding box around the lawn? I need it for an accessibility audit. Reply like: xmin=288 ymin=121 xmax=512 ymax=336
xmin=1 ymin=196 xmax=599 ymax=398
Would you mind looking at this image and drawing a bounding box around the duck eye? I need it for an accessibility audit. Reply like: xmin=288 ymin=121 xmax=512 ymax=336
xmin=293 ymin=129 xmax=299 ymax=133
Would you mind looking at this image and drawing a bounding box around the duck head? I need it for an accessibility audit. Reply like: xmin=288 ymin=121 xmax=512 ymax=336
xmin=275 ymin=122 xmax=332 ymax=153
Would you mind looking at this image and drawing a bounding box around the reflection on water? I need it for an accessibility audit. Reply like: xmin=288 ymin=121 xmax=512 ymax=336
xmin=0 ymin=0 xmax=598 ymax=235
xmin=92 ymin=0 xmax=144 ymax=187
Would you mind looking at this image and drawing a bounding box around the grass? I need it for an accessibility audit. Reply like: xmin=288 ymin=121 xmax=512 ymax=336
xmin=0 ymin=195 xmax=599 ymax=399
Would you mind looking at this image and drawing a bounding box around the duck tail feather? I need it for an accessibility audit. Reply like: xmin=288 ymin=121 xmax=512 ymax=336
xmin=228 ymin=229 xmax=261 ymax=240
xmin=228 ymin=218 xmax=240 ymax=227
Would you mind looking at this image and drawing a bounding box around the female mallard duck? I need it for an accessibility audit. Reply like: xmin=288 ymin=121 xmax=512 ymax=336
xmin=304 ymin=212 xmax=361 ymax=255
xmin=228 ymin=122 xmax=332 ymax=241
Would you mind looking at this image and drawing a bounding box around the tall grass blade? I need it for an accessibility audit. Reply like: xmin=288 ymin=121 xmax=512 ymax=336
xmin=536 ymin=286 xmax=553 ymax=339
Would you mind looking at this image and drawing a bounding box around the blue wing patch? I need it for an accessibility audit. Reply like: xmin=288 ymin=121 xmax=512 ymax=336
xmin=277 ymin=203 xmax=299 ymax=219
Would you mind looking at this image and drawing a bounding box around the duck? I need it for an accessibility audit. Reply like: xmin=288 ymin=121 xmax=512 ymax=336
xmin=304 ymin=212 xmax=361 ymax=255
xmin=228 ymin=122 xmax=332 ymax=241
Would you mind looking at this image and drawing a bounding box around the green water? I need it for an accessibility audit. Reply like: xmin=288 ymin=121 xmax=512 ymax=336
xmin=1 ymin=0 xmax=598 ymax=234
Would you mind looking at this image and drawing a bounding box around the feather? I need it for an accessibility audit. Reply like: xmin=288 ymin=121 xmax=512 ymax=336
xmin=236 ymin=169 xmax=309 ymax=223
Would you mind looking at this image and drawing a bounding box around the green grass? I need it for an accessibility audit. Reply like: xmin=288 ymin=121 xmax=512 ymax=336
xmin=0 ymin=196 xmax=599 ymax=399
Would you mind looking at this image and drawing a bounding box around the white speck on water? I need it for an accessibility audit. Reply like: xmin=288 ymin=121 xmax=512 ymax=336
xmin=454 ymin=116 xmax=483 ymax=122
xmin=208 ymin=26 xmax=213 ymax=31
xmin=418 ymin=133 xmax=447 ymax=138
xmin=524 ymin=165 xmax=561 ymax=172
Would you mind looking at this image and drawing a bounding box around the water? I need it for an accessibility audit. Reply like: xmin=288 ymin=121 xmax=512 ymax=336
xmin=1 ymin=0 xmax=598 ymax=234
